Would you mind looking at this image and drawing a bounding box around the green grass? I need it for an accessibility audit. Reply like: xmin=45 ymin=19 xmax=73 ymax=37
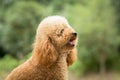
xmin=0 ymin=55 xmax=19 ymax=79
xmin=0 ymin=55 xmax=19 ymax=73
xmin=0 ymin=54 xmax=31 ymax=80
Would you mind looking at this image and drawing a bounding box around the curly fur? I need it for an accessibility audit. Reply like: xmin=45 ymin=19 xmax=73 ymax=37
xmin=6 ymin=16 xmax=78 ymax=80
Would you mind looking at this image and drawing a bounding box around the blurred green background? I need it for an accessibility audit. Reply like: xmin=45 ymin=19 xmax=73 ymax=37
xmin=0 ymin=0 xmax=120 ymax=80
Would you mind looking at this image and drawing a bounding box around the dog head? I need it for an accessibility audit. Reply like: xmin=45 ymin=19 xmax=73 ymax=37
xmin=33 ymin=16 xmax=77 ymax=66
xmin=37 ymin=16 xmax=77 ymax=49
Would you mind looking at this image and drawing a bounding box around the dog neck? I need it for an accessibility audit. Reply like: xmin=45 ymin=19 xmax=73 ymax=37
xmin=55 ymin=50 xmax=71 ymax=65
xmin=57 ymin=53 xmax=67 ymax=61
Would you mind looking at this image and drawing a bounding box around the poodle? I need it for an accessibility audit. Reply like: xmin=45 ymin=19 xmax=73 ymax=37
xmin=6 ymin=16 xmax=78 ymax=80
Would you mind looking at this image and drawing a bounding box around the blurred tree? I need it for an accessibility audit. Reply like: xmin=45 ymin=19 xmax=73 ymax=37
xmin=112 ymin=0 xmax=120 ymax=32
xmin=63 ymin=0 xmax=119 ymax=75
xmin=1 ymin=1 xmax=45 ymax=58
xmin=86 ymin=0 xmax=119 ymax=76
xmin=112 ymin=0 xmax=120 ymax=56
xmin=0 ymin=0 xmax=25 ymax=57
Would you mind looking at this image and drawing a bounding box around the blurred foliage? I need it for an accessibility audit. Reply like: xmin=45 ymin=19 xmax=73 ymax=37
xmin=0 ymin=54 xmax=30 ymax=79
xmin=0 ymin=55 xmax=19 ymax=75
xmin=0 ymin=56 xmax=17 ymax=79
xmin=1 ymin=1 xmax=46 ymax=57
xmin=63 ymin=0 xmax=120 ymax=74
xmin=112 ymin=0 xmax=120 ymax=33
xmin=0 ymin=0 xmax=120 ymax=75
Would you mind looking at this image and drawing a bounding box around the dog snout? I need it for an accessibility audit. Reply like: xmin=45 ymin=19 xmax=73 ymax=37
xmin=73 ymin=32 xmax=77 ymax=36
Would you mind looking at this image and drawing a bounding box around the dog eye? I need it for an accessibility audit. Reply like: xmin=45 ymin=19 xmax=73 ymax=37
xmin=60 ymin=29 xmax=64 ymax=34
xmin=56 ymin=29 xmax=64 ymax=37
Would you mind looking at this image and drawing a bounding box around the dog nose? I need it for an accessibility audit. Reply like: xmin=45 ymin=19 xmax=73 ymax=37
xmin=73 ymin=32 xmax=77 ymax=36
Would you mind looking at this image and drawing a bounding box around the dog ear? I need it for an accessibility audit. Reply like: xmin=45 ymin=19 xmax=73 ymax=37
xmin=66 ymin=48 xmax=77 ymax=66
xmin=33 ymin=36 xmax=58 ymax=67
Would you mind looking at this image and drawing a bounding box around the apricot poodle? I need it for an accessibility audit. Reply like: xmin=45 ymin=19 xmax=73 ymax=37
xmin=6 ymin=16 xmax=78 ymax=80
